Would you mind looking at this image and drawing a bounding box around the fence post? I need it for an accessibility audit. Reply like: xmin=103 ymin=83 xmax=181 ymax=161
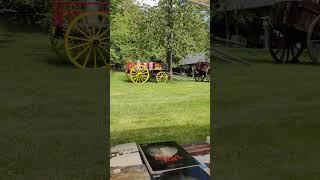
xmin=262 ymin=16 xmax=270 ymax=49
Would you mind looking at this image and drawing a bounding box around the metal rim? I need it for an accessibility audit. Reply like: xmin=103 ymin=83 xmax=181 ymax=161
xmin=269 ymin=27 xmax=304 ymax=63
xmin=129 ymin=65 xmax=150 ymax=83
xmin=64 ymin=12 xmax=109 ymax=69
xmin=307 ymin=15 xmax=320 ymax=63
xmin=156 ymin=71 xmax=168 ymax=83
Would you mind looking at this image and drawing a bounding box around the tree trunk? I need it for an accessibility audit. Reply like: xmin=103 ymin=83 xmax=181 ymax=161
xmin=167 ymin=49 xmax=173 ymax=80
xmin=166 ymin=0 xmax=173 ymax=80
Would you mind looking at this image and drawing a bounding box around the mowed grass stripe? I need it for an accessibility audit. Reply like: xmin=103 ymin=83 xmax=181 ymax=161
xmin=110 ymin=72 xmax=210 ymax=145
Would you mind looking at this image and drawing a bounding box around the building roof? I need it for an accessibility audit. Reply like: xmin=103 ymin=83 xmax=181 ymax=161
xmin=217 ymin=0 xmax=285 ymax=11
xmin=188 ymin=0 xmax=210 ymax=7
xmin=180 ymin=53 xmax=209 ymax=65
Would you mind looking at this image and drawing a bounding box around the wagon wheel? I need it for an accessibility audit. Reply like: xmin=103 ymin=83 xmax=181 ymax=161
xmin=205 ymin=67 xmax=210 ymax=82
xmin=129 ymin=65 xmax=150 ymax=83
xmin=194 ymin=70 xmax=204 ymax=82
xmin=50 ymin=26 xmax=66 ymax=59
xmin=307 ymin=15 xmax=320 ymax=63
xmin=269 ymin=28 xmax=304 ymax=63
xmin=64 ymin=12 xmax=109 ymax=69
xmin=156 ymin=71 xmax=168 ymax=83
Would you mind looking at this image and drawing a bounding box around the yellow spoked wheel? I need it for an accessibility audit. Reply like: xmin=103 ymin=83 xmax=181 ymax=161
xmin=129 ymin=65 xmax=150 ymax=83
xmin=156 ymin=71 xmax=168 ymax=83
xmin=50 ymin=26 xmax=66 ymax=59
xmin=64 ymin=12 xmax=109 ymax=69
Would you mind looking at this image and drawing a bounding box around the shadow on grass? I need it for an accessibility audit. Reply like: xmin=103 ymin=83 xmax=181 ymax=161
xmin=36 ymin=55 xmax=75 ymax=68
xmin=110 ymin=124 xmax=210 ymax=145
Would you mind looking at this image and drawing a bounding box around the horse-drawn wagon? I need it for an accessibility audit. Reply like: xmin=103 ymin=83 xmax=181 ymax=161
xmin=50 ymin=0 xmax=110 ymax=69
xmin=269 ymin=0 xmax=320 ymax=63
xmin=125 ymin=61 xmax=168 ymax=83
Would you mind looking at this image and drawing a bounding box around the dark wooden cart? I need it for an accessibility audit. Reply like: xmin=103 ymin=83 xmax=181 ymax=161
xmin=193 ymin=62 xmax=210 ymax=82
xmin=269 ymin=0 xmax=320 ymax=63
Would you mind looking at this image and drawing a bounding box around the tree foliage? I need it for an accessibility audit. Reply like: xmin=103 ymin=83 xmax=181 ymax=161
xmin=111 ymin=0 xmax=209 ymax=68
xmin=0 ymin=0 xmax=51 ymax=25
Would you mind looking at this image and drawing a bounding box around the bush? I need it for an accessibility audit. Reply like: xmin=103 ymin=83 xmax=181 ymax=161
xmin=0 ymin=0 xmax=51 ymax=26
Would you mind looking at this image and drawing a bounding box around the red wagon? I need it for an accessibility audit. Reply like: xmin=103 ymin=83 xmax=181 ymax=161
xmin=269 ymin=0 xmax=320 ymax=63
xmin=125 ymin=61 xmax=168 ymax=83
xmin=50 ymin=0 xmax=110 ymax=69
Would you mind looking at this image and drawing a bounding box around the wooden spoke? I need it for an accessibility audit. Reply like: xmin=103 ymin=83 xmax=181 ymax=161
xmin=68 ymin=36 xmax=91 ymax=42
xmin=74 ymin=45 xmax=91 ymax=61
xmin=93 ymin=47 xmax=97 ymax=68
xmin=82 ymin=18 xmax=93 ymax=37
xmin=83 ymin=47 xmax=93 ymax=68
xmin=96 ymin=16 xmax=106 ymax=36
xmin=97 ymin=46 xmax=108 ymax=66
xmin=68 ymin=42 xmax=90 ymax=50
xmin=98 ymin=29 xmax=109 ymax=39
xmin=73 ymin=25 xmax=92 ymax=40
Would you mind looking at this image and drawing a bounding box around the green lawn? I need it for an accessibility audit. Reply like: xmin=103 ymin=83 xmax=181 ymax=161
xmin=110 ymin=72 xmax=210 ymax=145
xmin=1 ymin=28 xmax=107 ymax=177
xmin=214 ymin=48 xmax=320 ymax=179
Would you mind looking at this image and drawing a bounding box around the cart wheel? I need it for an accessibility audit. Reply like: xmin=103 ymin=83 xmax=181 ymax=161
xmin=64 ymin=12 xmax=109 ymax=69
xmin=269 ymin=28 xmax=304 ymax=63
xmin=206 ymin=67 xmax=210 ymax=82
xmin=194 ymin=70 xmax=204 ymax=82
xmin=50 ymin=26 xmax=66 ymax=59
xmin=129 ymin=65 xmax=150 ymax=83
xmin=307 ymin=15 xmax=320 ymax=63
xmin=156 ymin=72 xmax=168 ymax=83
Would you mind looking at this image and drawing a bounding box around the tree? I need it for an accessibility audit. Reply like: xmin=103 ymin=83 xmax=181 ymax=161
xmin=110 ymin=0 xmax=209 ymax=73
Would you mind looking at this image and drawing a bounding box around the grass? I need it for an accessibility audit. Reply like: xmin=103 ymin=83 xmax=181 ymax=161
xmin=110 ymin=73 xmax=210 ymax=145
xmin=214 ymin=47 xmax=320 ymax=179
xmin=0 ymin=27 xmax=107 ymax=178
